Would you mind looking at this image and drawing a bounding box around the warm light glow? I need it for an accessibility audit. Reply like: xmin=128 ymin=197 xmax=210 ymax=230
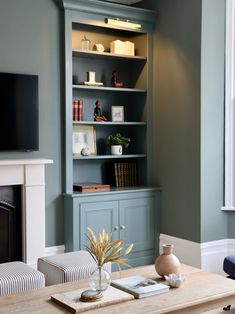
xmin=105 ymin=18 xmax=141 ymax=30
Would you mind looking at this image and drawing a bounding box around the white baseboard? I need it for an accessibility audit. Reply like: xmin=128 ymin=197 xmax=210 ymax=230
xmin=28 ymin=245 xmax=65 ymax=269
xmin=159 ymin=234 xmax=235 ymax=275
xmin=201 ymin=239 xmax=228 ymax=275
xmin=159 ymin=234 xmax=201 ymax=268
xmin=44 ymin=245 xmax=65 ymax=256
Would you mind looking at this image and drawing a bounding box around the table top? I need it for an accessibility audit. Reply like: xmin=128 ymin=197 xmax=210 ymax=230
xmin=1 ymin=264 xmax=235 ymax=314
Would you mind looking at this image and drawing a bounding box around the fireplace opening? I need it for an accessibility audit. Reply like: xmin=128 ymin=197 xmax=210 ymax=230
xmin=0 ymin=185 xmax=22 ymax=263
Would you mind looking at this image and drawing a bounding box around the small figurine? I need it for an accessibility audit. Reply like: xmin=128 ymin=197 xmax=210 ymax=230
xmin=111 ymin=70 xmax=123 ymax=88
xmin=94 ymin=100 xmax=107 ymax=122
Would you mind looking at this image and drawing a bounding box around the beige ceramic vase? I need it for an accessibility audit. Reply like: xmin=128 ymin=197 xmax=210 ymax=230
xmin=155 ymin=244 xmax=181 ymax=277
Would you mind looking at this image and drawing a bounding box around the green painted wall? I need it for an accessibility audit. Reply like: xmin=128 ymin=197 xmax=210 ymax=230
xmin=137 ymin=0 xmax=228 ymax=242
xmin=0 ymin=0 xmax=63 ymax=247
xmin=152 ymin=0 xmax=202 ymax=242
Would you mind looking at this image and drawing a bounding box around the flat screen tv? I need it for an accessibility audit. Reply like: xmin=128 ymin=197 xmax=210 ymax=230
xmin=0 ymin=72 xmax=39 ymax=151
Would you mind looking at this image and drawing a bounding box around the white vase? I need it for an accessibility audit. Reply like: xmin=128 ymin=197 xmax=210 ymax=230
xmin=111 ymin=145 xmax=122 ymax=155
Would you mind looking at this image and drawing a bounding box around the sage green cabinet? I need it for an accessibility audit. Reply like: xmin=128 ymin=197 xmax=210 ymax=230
xmin=64 ymin=188 xmax=160 ymax=267
xmin=80 ymin=201 xmax=119 ymax=245
xmin=119 ymin=198 xmax=155 ymax=254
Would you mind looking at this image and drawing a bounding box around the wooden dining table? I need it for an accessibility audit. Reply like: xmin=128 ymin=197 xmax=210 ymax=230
xmin=1 ymin=264 xmax=235 ymax=314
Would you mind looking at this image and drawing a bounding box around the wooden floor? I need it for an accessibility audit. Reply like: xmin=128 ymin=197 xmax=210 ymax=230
xmin=1 ymin=264 xmax=235 ymax=313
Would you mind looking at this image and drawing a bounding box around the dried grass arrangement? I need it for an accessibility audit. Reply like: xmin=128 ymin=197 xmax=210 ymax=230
xmin=86 ymin=228 xmax=133 ymax=268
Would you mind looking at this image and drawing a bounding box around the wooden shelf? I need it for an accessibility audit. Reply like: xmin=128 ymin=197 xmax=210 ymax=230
xmin=73 ymin=121 xmax=146 ymax=126
xmin=72 ymin=49 xmax=147 ymax=62
xmin=73 ymin=154 xmax=147 ymax=160
xmin=72 ymin=85 xmax=146 ymax=93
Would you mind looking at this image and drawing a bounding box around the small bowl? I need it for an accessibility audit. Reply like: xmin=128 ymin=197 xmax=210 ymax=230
xmin=164 ymin=273 xmax=185 ymax=288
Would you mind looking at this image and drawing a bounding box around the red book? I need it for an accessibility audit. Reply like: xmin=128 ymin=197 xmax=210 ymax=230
xmin=77 ymin=99 xmax=83 ymax=121
xmin=72 ymin=99 xmax=75 ymax=120
xmin=73 ymin=99 xmax=78 ymax=121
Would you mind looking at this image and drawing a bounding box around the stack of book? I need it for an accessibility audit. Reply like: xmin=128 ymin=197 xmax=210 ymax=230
xmin=106 ymin=162 xmax=138 ymax=187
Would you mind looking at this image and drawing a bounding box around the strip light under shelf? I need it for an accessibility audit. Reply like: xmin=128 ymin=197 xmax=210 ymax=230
xmin=105 ymin=18 xmax=141 ymax=30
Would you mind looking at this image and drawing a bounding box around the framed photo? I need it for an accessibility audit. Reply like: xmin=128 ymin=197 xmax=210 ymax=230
xmin=112 ymin=106 xmax=124 ymax=122
xmin=73 ymin=125 xmax=96 ymax=155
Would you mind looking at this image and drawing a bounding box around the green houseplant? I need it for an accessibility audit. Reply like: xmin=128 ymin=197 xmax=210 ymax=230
xmin=106 ymin=133 xmax=130 ymax=155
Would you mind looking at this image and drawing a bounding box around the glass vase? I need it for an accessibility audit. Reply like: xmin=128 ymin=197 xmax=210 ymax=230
xmin=89 ymin=266 xmax=111 ymax=292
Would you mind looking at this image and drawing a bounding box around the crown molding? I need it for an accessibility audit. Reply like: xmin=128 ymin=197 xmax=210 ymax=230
xmin=56 ymin=0 xmax=156 ymax=24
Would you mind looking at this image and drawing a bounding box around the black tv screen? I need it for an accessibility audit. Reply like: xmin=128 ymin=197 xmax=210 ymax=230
xmin=0 ymin=72 xmax=39 ymax=151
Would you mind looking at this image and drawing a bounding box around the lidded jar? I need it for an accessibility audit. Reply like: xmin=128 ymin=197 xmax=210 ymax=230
xmin=155 ymin=244 xmax=180 ymax=277
xmin=81 ymin=35 xmax=91 ymax=51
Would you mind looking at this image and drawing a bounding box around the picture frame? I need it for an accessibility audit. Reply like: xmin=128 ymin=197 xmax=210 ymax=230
xmin=72 ymin=125 xmax=97 ymax=155
xmin=111 ymin=106 xmax=124 ymax=122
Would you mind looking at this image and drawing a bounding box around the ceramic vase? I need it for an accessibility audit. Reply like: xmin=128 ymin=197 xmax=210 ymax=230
xmin=155 ymin=244 xmax=181 ymax=277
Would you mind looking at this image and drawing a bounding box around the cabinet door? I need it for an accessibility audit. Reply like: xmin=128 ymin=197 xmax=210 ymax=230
xmin=119 ymin=197 xmax=155 ymax=253
xmin=80 ymin=201 xmax=119 ymax=249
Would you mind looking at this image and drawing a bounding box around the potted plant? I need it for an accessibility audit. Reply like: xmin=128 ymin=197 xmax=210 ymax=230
xmin=106 ymin=133 xmax=130 ymax=155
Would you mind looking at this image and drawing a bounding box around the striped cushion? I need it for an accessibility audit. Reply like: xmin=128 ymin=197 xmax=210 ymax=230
xmin=38 ymin=250 xmax=111 ymax=286
xmin=0 ymin=261 xmax=45 ymax=296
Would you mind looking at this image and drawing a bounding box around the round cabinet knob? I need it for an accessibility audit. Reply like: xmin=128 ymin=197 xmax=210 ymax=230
xmin=113 ymin=226 xmax=119 ymax=231
xmin=120 ymin=225 xmax=126 ymax=230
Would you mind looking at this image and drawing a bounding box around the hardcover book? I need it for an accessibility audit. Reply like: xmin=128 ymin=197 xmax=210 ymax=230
xmin=111 ymin=275 xmax=169 ymax=299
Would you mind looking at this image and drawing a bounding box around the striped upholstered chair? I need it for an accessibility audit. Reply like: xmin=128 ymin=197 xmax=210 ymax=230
xmin=38 ymin=250 xmax=111 ymax=286
xmin=0 ymin=261 xmax=45 ymax=296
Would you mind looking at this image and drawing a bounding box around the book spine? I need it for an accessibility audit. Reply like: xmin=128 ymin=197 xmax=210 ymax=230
xmin=77 ymin=99 xmax=83 ymax=121
xmin=129 ymin=162 xmax=133 ymax=186
xmin=72 ymin=99 xmax=75 ymax=121
xmin=73 ymin=99 xmax=78 ymax=121
xmin=114 ymin=163 xmax=119 ymax=187
xmin=118 ymin=163 xmax=122 ymax=187
xmin=123 ymin=163 xmax=125 ymax=187
xmin=134 ymin=162 xmax=137 ymax=186
xmin=120 ymin=163 xmax=124 ymax=187
xmin=124 ymin=162 xmax=128 ymax=187
xmin=132 ymin=162 xmax=135 ymax=186
xmin=127 ymin=162 xmax=131 ymax=187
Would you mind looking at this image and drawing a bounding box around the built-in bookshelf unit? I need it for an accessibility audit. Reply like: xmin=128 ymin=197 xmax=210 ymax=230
xmin=61 ymin=0 xmax=159 ymax=267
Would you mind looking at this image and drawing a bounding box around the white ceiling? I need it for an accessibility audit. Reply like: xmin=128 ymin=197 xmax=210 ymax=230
xmin=101 ymin=0 xmax=143 ymax=5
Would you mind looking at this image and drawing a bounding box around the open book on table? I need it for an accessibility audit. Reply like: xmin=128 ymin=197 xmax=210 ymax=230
xmin=111 ymin=275 xmax=169 ymax=299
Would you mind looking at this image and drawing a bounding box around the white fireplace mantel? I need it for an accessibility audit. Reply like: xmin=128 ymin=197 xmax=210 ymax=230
xmin=0 ymin=158 xmax=53 ymax=266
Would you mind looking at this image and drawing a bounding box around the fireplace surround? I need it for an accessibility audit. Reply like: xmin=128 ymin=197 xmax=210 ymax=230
xmin=0 ymin=159 xmax=53 ymax=266
xmin=0 ymin=185 xmax=22 ymax=263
